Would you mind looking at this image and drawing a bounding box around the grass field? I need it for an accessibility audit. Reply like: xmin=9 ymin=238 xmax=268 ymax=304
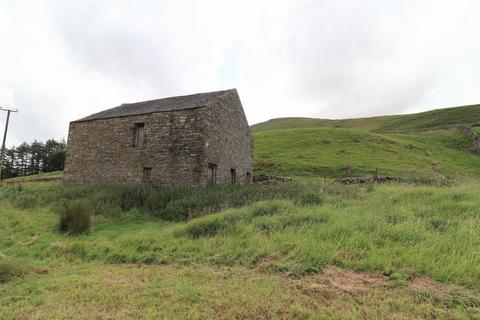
xmin=1 ymin=180 xmax=480 ymax=319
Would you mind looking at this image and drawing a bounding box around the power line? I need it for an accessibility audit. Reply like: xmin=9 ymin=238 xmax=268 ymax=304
xmin=0 ymin=107 xmax=19 ymax=180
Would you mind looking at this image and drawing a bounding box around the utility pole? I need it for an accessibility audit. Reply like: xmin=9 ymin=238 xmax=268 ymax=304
xmin=0 ymin=107 xmax=18 ymax=180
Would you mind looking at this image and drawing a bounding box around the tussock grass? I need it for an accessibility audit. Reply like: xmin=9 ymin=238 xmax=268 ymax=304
xmin=56 ymin=200 xmax=92 ymax=234
xmin=0 ymin=257 xmax=29 ymax=283
xmin=178 ymin=213 xmax=239 ymax=238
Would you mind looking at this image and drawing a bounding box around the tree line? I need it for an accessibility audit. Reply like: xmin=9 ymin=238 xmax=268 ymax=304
xmin=2 ymin=139 xmax=66 ymax=179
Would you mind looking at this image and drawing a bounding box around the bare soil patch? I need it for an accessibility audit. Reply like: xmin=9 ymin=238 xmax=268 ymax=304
xmin=410 ymin=274 xmax=480 ymax=306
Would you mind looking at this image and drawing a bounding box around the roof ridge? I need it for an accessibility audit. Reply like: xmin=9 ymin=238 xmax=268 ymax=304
xmin=120 ymin=88 xmax=235 ymax=107
xmin=73 ymin=89 xmax=237 ymax=122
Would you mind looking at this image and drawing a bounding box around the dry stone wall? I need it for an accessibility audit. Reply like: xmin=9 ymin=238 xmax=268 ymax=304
xmin=455 ymin=125 xmax=480 ymax=154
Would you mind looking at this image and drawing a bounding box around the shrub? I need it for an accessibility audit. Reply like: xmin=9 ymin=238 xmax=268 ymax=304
xmin=0 ymin=257 xmax=29 ymax=283
xmin=56 ymin=200 xmax=92 ymax=234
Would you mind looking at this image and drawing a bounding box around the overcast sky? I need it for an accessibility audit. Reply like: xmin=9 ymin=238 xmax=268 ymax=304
xmin=1 ymin=0 xmax=479 ymax=146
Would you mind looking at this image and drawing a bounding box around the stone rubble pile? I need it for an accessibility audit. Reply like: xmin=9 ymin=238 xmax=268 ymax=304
xmin=335 ymin=175 xmax=397 ymax=185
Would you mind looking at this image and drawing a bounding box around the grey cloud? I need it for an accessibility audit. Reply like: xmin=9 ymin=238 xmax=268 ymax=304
xmin=0 ymin=0 xmax=479 ymax=146
xmin=49 ymin=2 xmax=180 ymax=93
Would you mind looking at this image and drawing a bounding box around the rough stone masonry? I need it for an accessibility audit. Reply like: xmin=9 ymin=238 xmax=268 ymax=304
xmin=63 ymin=89 xmax=253 ymax=186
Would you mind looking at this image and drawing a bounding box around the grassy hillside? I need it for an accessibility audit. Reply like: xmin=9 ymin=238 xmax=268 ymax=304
xmin=1 ymin=181 xmax=480 ymax=318
xmin=253 ymin=115 xmax=397 ymax=132
xmin=254 ymin=127 xmax=480 ymax=178
xmin=252 ymin=104 xmax=480 ymax=133
xmin=252 ymin=104 xmax=480 ymax=179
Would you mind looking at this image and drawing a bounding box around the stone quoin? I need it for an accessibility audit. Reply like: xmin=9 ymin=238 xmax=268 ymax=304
xmin=63 ymin=89 xmax=253 ymax=186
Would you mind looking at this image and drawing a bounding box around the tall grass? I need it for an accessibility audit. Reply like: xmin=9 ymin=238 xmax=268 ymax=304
xmin=1 ymin=182 xmax=320 ymax=221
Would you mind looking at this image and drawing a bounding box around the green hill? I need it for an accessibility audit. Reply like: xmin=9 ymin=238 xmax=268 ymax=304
xmin=252 ymin=104 xmax=480 ymax=133
xmin=252 ymin=104 xmax=480 ymax=179
xmin=254 ymin=128 xmax=480 ymax=178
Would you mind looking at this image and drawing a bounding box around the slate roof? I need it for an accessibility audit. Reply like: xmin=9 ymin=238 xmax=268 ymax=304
xmin=74 ymin=89 xmax=236 ymax=122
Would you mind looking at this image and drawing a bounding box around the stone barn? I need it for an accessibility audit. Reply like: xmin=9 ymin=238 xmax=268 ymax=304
xmin=63 ymin=89 xmax=253 ymax=186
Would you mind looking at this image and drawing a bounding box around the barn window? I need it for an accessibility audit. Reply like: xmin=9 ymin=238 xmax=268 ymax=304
xmin=143 ymin=167 xmax=152 ymax=182
xmin=246 ymin=172 xmax=251 ymax=183
xmin=207 ymin=163 xmax=217 ymax=186
xmin=230 ymin=169 xmax=236 ymax=184
xmin=133 ymin=123 xmax=145 ymax=148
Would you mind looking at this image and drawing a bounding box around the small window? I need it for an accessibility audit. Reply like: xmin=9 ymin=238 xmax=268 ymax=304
xmin=143 ymin=167 xmax=152 ymax=182
xmin=133 ymin=123 xmax=145 ymax=148
xmin=230 ymin=169 xmax=236 ymax=184
xmin=246 ymin=172 xmax=251 ymax=184
xmin=207 ymin=163 xmax=217 ymax=186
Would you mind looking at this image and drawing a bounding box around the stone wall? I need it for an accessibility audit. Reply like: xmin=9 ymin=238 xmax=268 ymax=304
xmin=63 ymin=90 xmax=252 ymax=186
xmin=454 ymin=125 xmax=480 ymax=154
